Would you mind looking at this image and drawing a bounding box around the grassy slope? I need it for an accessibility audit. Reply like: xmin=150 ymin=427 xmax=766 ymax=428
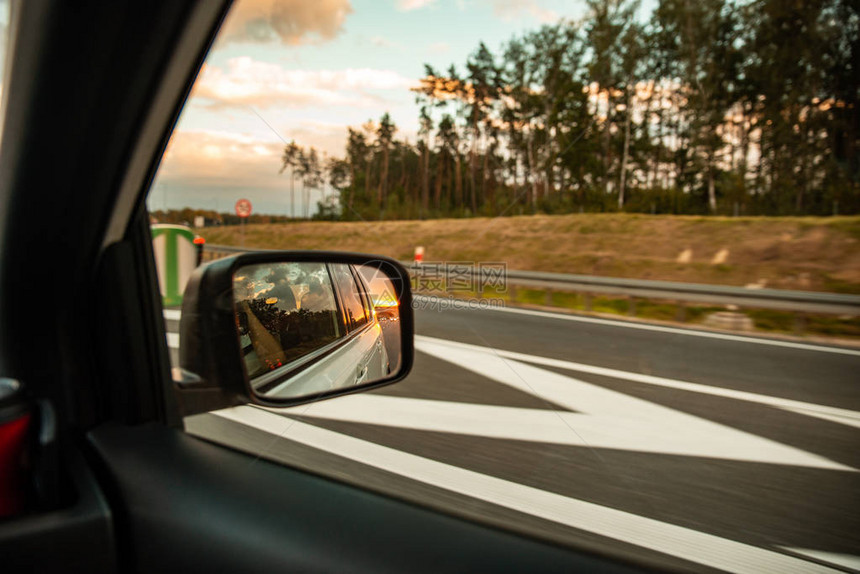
xmin=199 ymin=214 xmax=860 ymax=294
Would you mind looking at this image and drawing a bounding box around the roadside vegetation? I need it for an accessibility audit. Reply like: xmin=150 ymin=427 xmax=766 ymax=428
xmin=491 ymin=288 xmax=860 ymax=339
xmin=199 ymin=213 xmax=860 ymax=294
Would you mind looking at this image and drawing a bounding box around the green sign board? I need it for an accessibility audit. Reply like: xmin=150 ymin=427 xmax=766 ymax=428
xmin=151 ymin=224 xmax=197 ymax=307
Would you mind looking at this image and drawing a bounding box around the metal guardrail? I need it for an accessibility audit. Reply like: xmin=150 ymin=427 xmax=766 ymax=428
xmin=202 ymin=243 xmax=860 ymax=318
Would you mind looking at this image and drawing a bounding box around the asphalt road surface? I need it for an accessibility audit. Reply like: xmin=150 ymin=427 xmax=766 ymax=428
xmin=167 ymin=298 xmax=860 ymax=573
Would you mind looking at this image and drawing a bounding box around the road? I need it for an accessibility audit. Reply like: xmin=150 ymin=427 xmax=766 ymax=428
xmin=166 ymin=298 xmax=860 ymax=573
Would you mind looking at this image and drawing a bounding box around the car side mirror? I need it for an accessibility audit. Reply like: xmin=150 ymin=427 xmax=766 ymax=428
xmin=173 ymin=251 xmax=413 ymax=416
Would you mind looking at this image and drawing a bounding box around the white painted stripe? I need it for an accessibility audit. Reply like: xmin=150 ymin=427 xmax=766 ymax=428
xmin=163 ymin=309 xmax=181 ymax=321
xmin=414 ymin=295 xmax=860 ymax=357
xmin=416 ymin=336 xmax=860 ymax=429
xmin=286 ymin=392 xmax=853 ymax=470
xmin=295 ymin=395 xmax=583 ymax=444
xmin=210 ymin=407 xmax=839 ymax=574
xmin=780 ymin=548 xmax=860 ymax=571
xmin=778 ymin=407 xmax=860 ymax=431
xmin=166 ymin=332 xmax=179 ymax=349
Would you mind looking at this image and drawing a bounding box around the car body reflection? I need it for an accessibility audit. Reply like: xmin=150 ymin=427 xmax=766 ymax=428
xmin=233 ymin=261 xmax=394 ymax=400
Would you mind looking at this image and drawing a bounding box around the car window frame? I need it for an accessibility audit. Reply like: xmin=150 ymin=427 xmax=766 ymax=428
xmin=350 ymin=264 xmax=375 ymax=322
xmin=323 ymin=262 xmax=349 ymax=336
xmin=329 ymin=263 xmax=370 ymax=333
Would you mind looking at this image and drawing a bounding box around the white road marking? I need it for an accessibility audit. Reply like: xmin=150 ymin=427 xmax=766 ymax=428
xmin=416 ymin=336 xmax=860 ymax=429
xmin=166 ymin=332 xmax=179 ymax=349
xmin=777 ymin=407 xmax=860 ymax=431
xmin=207 ymin=407 xmax=840 ymax=574
xmin=163 ymin=308 xmax=181 ymax=321
xmin=414 ymin=295 xmax=860 ymax=357
xmin=780 ymin=548 xmax=860 ymax=572
xmin=289 ymin=394 xmax=854 ymax=470
xmin=295 ymin=395 xmax=589 ymax=444
xmin=292 ymin=343 xmax=853 ymax=471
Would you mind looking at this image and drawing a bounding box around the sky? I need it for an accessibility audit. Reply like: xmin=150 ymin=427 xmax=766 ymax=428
xmin=149 ymin=0 xmax=594 ymax=216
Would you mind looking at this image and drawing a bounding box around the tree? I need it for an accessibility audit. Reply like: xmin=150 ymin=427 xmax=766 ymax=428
xmin=586 ymin=0 xmax=640 ymax=201
xmin=417 ymin=106 xmax=434 ymax=216
xmin=295 ymin=147 xmax=322 ymax=218
xmin=345 ymin=128 xmax=368 ymax=213
xmin=376 ymin=113 xmax=396 ymax=215
xmin=279 ymin=141 xmax=302 ymax=218
xmin=466 ymin=42 xmax=499 ymax=213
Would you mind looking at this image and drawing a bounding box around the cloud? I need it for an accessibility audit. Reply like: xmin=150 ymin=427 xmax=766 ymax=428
xmin=192 ymin=57 xmax=416 ymax=110
xmin=487 ymin=0 xmax=558 ymax=23
xmin=154 ymin=128 xmax=355 ymax=215
xmin=160 ymin=123 xmax=355 ymax=185
xmin=284 ymin=120 xmax=358 ymax=157
xmin=396 ymin=0 xmax=437 ymax=11
xmin=218 ymin=0 xmax=352 ymax=46
xmin=158 ymin=130 xmax=283 ymax=193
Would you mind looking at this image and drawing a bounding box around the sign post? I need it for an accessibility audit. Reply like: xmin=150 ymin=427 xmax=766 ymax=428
xmin=235 ymin=198 xmax=252 ymax=247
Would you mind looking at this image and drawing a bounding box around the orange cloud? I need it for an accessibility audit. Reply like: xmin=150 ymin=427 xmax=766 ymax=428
xmin=159 ymin=131 xmax=284 ymax=190
xmin=192 ymin=57 xmax=416 ymax=110
xmin=159 ymin=123 xmax=357 ymax=187
xmin=154 ymin=128 xmax=355 ymax=214
xmin=218 ymin=0 xmax=352 ymax=46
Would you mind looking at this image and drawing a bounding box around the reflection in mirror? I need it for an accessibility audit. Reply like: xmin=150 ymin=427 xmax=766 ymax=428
xmin=357 ymin=264 xmax=401 ymax=373
xmin=233 ymin=260 xmax=402 ymax=401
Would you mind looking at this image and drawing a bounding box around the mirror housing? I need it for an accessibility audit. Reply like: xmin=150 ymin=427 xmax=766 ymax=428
xmin=174 ymin=251 xmax=414 ymax=416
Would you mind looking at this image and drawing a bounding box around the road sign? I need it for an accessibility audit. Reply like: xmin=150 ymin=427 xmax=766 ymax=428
xmin=235 ymin=198 xmax=252 ymax=218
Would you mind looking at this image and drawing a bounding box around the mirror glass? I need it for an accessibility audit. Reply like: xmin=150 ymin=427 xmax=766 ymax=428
xmin=232 ymin=260 xmax=403 ymax=400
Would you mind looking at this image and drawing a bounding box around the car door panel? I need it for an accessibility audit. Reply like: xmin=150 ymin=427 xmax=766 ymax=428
xmin=87 ymin=422 xmax=642 ymax=574
xmin=0 ymin=447 xmax=115 ymax=574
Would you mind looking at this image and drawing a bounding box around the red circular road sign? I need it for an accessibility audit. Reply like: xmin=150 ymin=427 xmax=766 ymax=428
xmin=235 ymin=198 xmax=252 ymax=218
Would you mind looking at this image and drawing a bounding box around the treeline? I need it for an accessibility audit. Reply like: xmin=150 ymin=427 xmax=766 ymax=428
xmin=291 ymin=0 xmax=859 ymax=220
xmin=150 ymin=208 xmax=295 ymax=227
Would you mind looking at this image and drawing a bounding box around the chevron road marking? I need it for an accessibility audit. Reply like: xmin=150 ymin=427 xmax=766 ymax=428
xmin=415 ymin=336 xmax=860 ymax=430
xmin=289 ymin=337 xmax=855 ymax=471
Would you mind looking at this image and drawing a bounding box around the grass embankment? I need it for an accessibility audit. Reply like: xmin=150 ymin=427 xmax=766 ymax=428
xmin=199 ymin=214 xmax=860 ymax=338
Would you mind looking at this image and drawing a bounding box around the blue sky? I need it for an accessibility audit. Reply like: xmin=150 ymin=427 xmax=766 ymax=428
xmin=150 ymin=0 xmax=594 ymax=216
